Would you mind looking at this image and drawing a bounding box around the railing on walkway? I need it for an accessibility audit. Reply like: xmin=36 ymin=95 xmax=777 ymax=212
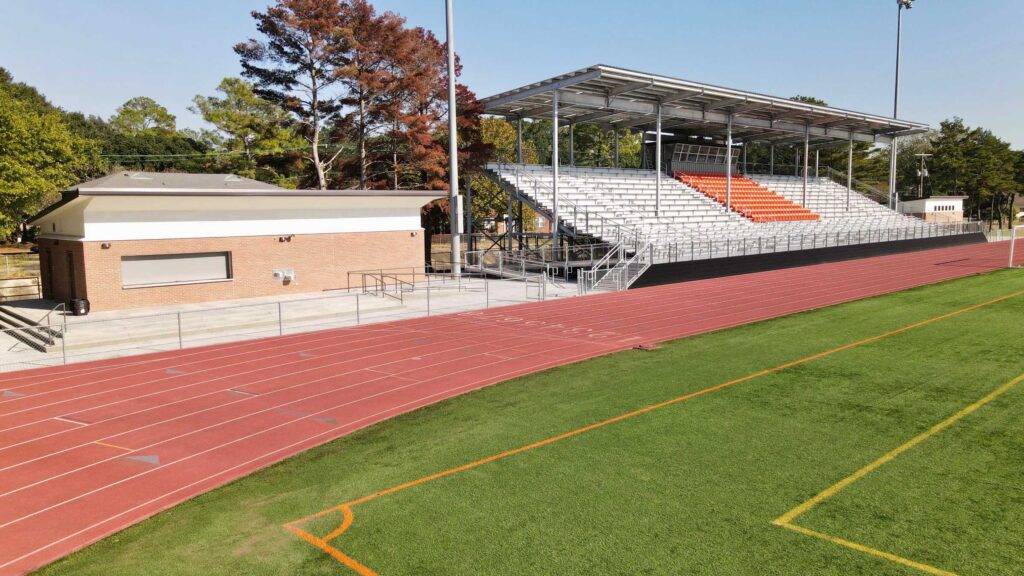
xmin=649 ymin=220 xmax=983 ymax=264
xmin=0 ymin=270 xmax=574 ymax=372
xmin=0 ymin=275 xmax=486 ymax=371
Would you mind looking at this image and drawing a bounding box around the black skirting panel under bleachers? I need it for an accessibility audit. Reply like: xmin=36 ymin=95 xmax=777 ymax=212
xmin=631 ymin=232 xmax=988 ymax=289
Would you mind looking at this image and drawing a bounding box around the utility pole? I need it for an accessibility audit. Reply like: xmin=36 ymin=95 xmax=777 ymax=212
xmin=915 ymin=153 xmax=931 ymax=198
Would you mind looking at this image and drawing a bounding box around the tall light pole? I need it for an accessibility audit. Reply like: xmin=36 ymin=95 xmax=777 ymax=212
xmin=445 ymin=0 xmax=461 ymax=275
xmin=889 ymin=0 xmax=913 ymax=210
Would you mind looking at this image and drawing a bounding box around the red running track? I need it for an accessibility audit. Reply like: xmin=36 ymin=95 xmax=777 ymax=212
xmin=0 ymin=240 xmax=1017 ymax=574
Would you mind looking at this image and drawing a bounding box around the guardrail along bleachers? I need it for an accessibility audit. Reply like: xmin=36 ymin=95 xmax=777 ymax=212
xmin=486 ymin=163 xmax=978 ymax=263
xmin=749 ymin=174 xmax=912 ymax=221
xmin=675 ymin=172 xmax=819 ymax=223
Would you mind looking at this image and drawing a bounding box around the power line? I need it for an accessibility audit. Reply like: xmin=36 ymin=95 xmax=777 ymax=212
xmin=100 ymin=143 xmax=355 ymax=160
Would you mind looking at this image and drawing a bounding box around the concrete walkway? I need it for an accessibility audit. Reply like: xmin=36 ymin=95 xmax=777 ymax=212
xmin=0 ymin=275 xmax=581 ymax=371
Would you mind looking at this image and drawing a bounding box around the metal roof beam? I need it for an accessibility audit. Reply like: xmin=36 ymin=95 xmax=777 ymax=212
xmin=704 ymin=97 xmax=748 ymax=111
xmin=557 ymin=91 xmax=890 ymax=144
xmin=606 ymin=80 xmax=653 ymax=98
xmin=513 ymin=103 xmax=558 ymax=118
xmin=482 ymin=69 xmax=602 ymax=108
xmin=568 ymin=109 xmax=624 ymax=124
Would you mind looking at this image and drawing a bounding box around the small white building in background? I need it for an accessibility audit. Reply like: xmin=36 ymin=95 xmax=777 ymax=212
xmin=898 ymin=196 xmax=966 ymax=223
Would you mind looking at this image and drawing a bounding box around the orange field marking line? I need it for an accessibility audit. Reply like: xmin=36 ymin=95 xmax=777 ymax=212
xmin=772 ymin=368 xmax=1024 ymax=576
xmin=284 ymin=287 xmax=1024 ymax=576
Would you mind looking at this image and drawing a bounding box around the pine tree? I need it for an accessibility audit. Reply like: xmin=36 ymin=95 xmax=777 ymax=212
xmin=235 ymin=0 xmax=353 ymax=189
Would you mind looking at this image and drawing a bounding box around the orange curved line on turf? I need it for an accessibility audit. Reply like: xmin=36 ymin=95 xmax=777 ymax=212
xmin=285 ymin=519 xmax=378 ymax=576
xmin=286 ymin=287 xmax=1024 ymax=575
xmin=323 ymin=504 xmax=354 ymax=542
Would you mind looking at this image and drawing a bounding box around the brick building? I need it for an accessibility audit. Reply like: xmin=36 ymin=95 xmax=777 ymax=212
xmin=27 ymin=172 xmax=440 ymax=312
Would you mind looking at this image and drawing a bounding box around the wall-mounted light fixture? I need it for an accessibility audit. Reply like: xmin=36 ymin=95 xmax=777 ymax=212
xmin=278 ymin=235 xmax=294 ymax=243
xmin=101 ymin=242 xmax=111 ymax=249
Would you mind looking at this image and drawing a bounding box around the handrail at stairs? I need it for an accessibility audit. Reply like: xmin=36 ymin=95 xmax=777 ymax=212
xmin=579 ymin=241 xmax=652 ymax=294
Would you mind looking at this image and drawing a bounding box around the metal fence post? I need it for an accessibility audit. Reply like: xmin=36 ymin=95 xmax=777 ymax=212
xmin=426 ymin=284 xmax=431 ymax=316
xmin=356 ymin=293 xmax=361 ymax=325
xmin=176 ymin=312 xmax=183 ymax=349
xmin=277 ymin=302 xmax=283 ymax=336
xmin=485 ymin=274 xmax=489 ymax=308
xmin=60 ymin=325 xmax=67 ymax=365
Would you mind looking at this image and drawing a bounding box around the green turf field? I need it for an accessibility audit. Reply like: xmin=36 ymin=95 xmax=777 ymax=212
xmin=37 ymin=269 xmax=1024 ymax=576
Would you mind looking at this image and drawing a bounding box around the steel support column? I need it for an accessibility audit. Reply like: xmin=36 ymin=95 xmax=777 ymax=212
xmin=889 ymin=137 xmax=899 ymax=210
xmin=847 ymin=135 xmax=854 ymax=211
xmin=517 ymin=199 xmax=524 ymax=250
xmin=613 ymin=128 xmax=619 ymax=167
xmin=802 ymin=124 xmax=810 ymax=207
xmin=465 ymin=178 xmax=473 ymax=252
xmin=725 ymin=114 xmax=733 ymax=211
xmin=741 ymin=141 xmax=747 ymax=174
xmin=569 ymin=123 xmax=575 ymax=166
xmin=515 ymin=117 xmax=523 ymax=164
xmin=551 ymin=91 xmax=559 ymax=246
xmin=770 ymin=144 xmax=775 ymax=175
xmin=655 ymin=104 xmax=662 ymax=216
xmin=814 ymin=149 xmax=820 ymax=178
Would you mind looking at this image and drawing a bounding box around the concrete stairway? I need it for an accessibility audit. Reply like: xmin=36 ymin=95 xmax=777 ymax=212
xmin=0 ymin=306 xmax=61 ymax=352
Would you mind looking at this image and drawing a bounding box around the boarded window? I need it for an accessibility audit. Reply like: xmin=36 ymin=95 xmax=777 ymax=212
xmin=121 ymin=252 xmax=232 ymax=287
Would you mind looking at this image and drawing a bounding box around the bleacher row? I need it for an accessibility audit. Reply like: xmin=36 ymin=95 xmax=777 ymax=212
xmin=486 ymin=163 xmax=945 ymax=257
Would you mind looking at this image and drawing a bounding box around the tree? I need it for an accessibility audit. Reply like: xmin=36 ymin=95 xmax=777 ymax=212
xmin=109 ymin=96 xmax=176 ymax=134
xmin=235 ymin=0 xmax=353 ymax=189
xmin=0 ymin=88 xmax=93 ymax=241
xmin=929 ymin=118 xmax=972 ymax=198
xmin=925 ymin=118 xmax=1019 ymax=226
xmin=190 ymin=77 xmax=305 ymax=185
xmin=335 ymin=0 xmax=408 ymax=188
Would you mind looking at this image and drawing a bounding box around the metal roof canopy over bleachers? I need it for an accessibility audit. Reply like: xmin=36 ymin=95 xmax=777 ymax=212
xmin=481 ymin=64 xmax=928 ymax=146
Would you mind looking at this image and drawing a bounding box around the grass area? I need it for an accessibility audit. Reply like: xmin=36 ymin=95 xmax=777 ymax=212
xmin=37 ymin=269 xmax=1024 ymax=576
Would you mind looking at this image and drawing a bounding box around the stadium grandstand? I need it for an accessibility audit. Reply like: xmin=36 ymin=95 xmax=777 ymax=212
xmin=479 ymin=65 xmax=984 ymax=291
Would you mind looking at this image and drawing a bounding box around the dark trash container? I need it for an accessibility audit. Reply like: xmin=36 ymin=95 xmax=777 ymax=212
xmin=70 ymin=298 xmax=90 ymax=316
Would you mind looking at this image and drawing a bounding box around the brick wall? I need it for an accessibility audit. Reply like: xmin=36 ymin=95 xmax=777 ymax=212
xmin=36 ymin=239 xmax=87 ymax=303
xmin=39 ymin=230 xmax=423 ymax=311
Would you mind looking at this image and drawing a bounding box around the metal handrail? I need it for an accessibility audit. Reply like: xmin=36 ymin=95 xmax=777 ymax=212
xmin=819 ymin=166 xmax=889 ymax=204
xmin=646 ymin=220 xmax=982 ymax=265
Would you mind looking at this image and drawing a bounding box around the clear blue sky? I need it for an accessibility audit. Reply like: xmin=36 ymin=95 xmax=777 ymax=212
xmin=2 ymin=0 xmax=1021 ymax=147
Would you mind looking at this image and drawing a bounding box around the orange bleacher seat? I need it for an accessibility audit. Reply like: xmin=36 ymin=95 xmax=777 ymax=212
xmin=674 ymin=171 xmax=820 ymax=223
